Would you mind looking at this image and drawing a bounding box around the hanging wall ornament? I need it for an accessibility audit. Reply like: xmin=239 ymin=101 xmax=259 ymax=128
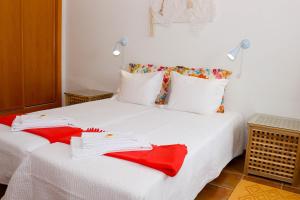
xmin=149 ymin=0 xmax=216 ymax=36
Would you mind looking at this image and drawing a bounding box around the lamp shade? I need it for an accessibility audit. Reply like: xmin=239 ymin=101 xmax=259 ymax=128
xmin=227 ymin=46 xmax=240 ymax=61
xmin=112 ymin=44 xmax=121 ymax=56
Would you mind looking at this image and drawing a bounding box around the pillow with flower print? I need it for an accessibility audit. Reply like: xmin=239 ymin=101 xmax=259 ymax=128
xmin=129 ymin=63 xmax=175 ymax=105
xmin=128 ymin=64 xmax=232 ymax=113
xmin=174 ymin=66 xmax=232 ymax=79
xmin=174 ymin=66 xmax=232 ymax=113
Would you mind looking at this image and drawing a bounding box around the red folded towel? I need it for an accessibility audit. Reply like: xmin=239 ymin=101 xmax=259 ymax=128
xmin=25 ymin=127 xmax=83 ymax=144
xmin=106 ymin=144 xmax=187 ymax=177
xmin=0 ymin=114 xmax=82 ymax=144
xmin=0 ymin=114 xmax=18 ymax=126
xmin=0 ymin=114 xmax=188 ymax=176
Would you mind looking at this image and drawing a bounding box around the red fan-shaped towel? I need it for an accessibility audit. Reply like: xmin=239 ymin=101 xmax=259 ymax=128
xmin=106 ymin=144 xmax=187 ymax=177
xmin=0 ymin=114 xmax=18 ymax=126
xmin=25 ymin=127 xmax=83 ymax=144
xmin=0 ymin=114 xmax=82 ymax=144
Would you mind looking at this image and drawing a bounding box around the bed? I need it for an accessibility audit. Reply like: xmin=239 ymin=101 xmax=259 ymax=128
xmin=0 ymin=99 xmax=153 ymax=185
xmin=2 ymin=98 xmax=245 ymax=200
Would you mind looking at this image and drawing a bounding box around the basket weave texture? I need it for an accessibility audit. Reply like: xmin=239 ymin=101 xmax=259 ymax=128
xmin=65 ymin=90 xmax=113 ymax=106
xmin=245 ymin=114 xmax=300 ymax=185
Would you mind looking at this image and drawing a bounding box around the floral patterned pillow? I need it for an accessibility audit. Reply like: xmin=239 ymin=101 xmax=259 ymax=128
xmin=129 ymin=63 xmax=175 ymax=105
xmin=128 ymin=64 xmax=232 ymax=113
xmin=174 ymin=66 xmax=232 ymax=80
xmin=175 ymin=66 xmax=232 ymax=113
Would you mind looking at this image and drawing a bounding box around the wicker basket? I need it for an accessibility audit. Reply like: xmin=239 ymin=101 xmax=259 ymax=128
xmin=65 ymin=90 xmax=113 ymax=106
xmin=244 ymin=114 xmax=300 ymax=185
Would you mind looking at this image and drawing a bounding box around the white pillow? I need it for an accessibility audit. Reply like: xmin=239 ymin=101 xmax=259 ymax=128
xmin=117 ymin=70 xmax=164 ymax=106
xmin=167 ymin=72 xmax=229 ymax=114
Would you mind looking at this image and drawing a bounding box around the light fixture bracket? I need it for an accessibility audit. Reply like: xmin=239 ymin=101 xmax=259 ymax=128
xmin=119 ymin=37 xmax=128 ymax=46
xmin=240 ymin=39 xmax=250 ymax=49
xmin=226 ymin=39 xmax=251 ymax=78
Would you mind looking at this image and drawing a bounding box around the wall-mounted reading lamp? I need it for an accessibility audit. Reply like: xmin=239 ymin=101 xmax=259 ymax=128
xmin=227 ymin=39 xmax=251 ymax=77
xmin=112 ymin=37 xmax=128 ymax=56
xmin=227 ymin=39 xmax=251 ymax=60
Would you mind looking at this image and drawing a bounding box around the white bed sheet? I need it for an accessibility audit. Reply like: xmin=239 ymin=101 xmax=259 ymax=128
xmin=3 ymin=106 xmax=245 ymax=200
xmin=0 ymin=99 xmax=153 ymax=184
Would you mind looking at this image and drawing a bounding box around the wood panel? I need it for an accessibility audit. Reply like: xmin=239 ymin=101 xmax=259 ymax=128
xmin=244 ymin=114 xmax=300 ymax=186
xmin=23 ymin=0 xmax=56 ymax=107
xmin=0 ymin=0 xmax=23 ymax=112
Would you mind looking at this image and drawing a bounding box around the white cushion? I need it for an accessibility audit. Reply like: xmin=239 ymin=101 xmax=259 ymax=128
xmin=167 ymin=72 xmax=229 ymax=114
xmin=117 ymin=70 xmax=164 ymax=106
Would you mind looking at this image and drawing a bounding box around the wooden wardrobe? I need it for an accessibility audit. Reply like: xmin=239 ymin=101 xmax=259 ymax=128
xmin=0 ymin=0 xmax=62 ymax=114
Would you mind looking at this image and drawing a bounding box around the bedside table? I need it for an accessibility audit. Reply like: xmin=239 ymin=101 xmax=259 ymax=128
xmin=244 ymin=113 xmax=300 ymax=186
xmin=64 ymin=89 xmax=113 ymax=106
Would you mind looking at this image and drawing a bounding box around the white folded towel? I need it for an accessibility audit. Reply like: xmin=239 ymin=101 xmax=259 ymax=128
xmin=71 ymin=132 xmax=152 ymax=160
xmin=11 ymin=114 xmax=77 ymax=132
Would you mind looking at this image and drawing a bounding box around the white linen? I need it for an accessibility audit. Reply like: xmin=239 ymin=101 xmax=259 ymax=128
xmin=81 ymin=132 xmax=151 ymax=150
xmin=0 ymin=126 xmax=49 ymax=185
xmin=117 ymin=70 xmax=164 ymax=106
xmin=3 ymin=108 xmax=245 ymax=200
xmin=11 ymin=114 xmax=76 ymax=132
xmin=71 ymin=133 xmax=152 ymax=159
xmin=0 ymin=99 xmax=153 ymax=184
xmin=167 ymin=72 xmax=228 ymax=114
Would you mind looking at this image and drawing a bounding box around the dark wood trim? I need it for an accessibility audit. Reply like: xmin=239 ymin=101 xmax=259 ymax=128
xmin=1 ymin=102 xmax=61 ymax=115
xmin=55 ymin=0 xmax=62 ymax=108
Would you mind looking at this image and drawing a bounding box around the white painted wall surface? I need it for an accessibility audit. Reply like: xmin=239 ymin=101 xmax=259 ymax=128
xmin=64 ymin=0 xmax=300 ymax=119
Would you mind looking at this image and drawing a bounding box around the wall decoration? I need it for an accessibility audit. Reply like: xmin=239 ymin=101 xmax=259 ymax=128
xmin=149 ymin=0 xmax=216 ymax=36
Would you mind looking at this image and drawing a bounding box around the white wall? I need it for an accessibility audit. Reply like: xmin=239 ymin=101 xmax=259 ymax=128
xmin=64 ymin=0 xmax=300 ymax=119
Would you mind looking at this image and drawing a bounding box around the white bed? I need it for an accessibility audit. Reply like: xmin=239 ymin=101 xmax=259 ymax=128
xmin=0 ymin=99 xmax=154 ymax=185
xmin=2 ymin=99 xmax=245 ymax=200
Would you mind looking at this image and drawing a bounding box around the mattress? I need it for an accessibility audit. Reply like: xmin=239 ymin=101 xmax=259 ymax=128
xmin=3 ymin=102 xmax=245 ymax=200
xmin=0 ymin=99 xmax=153 ymax=184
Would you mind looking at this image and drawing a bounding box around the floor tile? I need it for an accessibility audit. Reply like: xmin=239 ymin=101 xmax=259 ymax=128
xmin=243 ymin=175 xmax=282 ymax=189
xmin=195 ymin=184 xmax=232 ymax=200
xmin=223 ymin=153 xmax=245 ymax=175
xmin=210 ymin=171 xmax=242 ymax=189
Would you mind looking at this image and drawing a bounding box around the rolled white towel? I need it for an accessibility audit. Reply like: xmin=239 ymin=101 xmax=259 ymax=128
xmin=81 ymin=132 xmax=151 ymax=149
xmin=11 ymin=114 xmax=77 ymax=132
xmin=71 ymin=137 xmax=105 ymax=160
xmin=71 ymin=133 xmax=152 ymax=160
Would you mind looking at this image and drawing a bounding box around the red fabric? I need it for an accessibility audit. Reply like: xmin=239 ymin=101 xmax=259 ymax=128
xmin=25 ymin=127 xmax=83 ymax=144
xmin=106 ymin=144 xmax=187 ymax=177
xmin=0 ymin=115 xmax=188 ymax=176
xmin=0 ymin=114 xmax=18 ymax=126
xmin=0 ymin=114 xmax=82 ymax=144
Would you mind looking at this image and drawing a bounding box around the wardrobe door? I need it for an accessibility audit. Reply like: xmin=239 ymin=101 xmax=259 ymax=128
xmin=0 ymin=0 xmax=23 ymax=112
xmin=23 ymin=0 xmax=57 ymax=107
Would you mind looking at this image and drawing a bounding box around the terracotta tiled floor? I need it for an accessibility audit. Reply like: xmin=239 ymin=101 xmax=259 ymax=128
xmin=1 ymin=153 xmax=299 ymax=199
xmin=195 ymin=153 xmax=300 ymax=200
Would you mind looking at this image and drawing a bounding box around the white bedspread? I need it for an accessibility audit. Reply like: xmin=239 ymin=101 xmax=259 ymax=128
xmin=3 ymin=105 xmax=245 ymax=200
xmin=0 ymin=99 xmax=153 ymax=184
